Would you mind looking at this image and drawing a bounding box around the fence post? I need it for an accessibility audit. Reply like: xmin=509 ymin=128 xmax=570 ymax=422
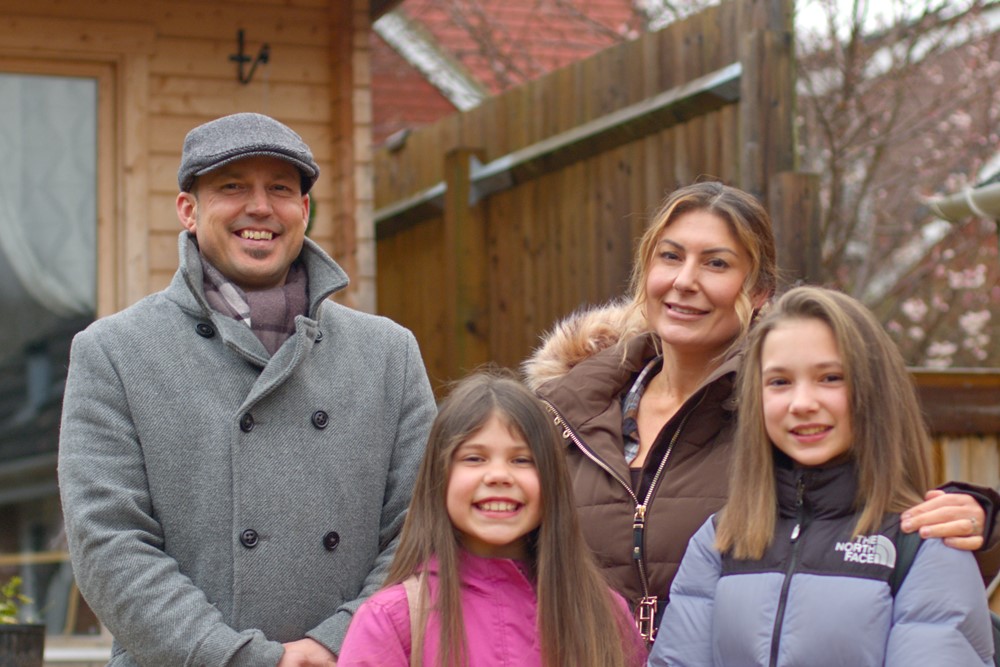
xmin=769 ymin=171 xmax=821 ymax=287
xmin=738 ymin=0 xmax=796 ymax=200
xmin=443 ymin=147 xmax=490 ymax=381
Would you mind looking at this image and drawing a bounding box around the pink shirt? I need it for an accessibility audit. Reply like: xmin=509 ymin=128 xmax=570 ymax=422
xmin=338 ymin=551 xmax=646 ymax=666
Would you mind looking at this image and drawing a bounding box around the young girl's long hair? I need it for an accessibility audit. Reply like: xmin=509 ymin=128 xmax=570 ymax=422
xmin=385 ymin=370 xmax=638 ymax=667
xmin=716 ymin=286 xmax=934 ymax=559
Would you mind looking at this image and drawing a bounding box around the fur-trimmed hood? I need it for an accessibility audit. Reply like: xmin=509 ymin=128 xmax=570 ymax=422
xmin=521 ymin=300 xmax=648 ymax=391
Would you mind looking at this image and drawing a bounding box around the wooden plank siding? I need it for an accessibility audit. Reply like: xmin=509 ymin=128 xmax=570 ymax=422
xmin=1 ymin=0 xmax=377 ymax=313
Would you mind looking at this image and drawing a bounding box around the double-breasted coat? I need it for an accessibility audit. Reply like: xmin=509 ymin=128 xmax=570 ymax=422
xmin=58 ymin=233 xmax=436 ymax=666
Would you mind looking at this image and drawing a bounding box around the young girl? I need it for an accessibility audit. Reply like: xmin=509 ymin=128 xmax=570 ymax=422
xmin=337 ymin=371 xmax=647 ymax=667
xmin=650 ymin=286 xmax=994 ymax=666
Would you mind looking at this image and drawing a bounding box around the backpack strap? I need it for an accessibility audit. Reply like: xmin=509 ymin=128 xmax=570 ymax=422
xmin=402 ymin=574 xmax=424 ymax=667
xmin=889 ymin=530 xmax=922 ymax=597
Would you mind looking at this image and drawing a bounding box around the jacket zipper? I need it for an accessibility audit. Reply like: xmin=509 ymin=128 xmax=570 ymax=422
xmin=542 ymin=393 xmax=705 ymax=643
xmin=769 ymin=473 xmax=807 ymax=667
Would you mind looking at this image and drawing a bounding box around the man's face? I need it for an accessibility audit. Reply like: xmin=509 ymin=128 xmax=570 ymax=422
xmin=176 ymin=155 xmax=309 ymax=291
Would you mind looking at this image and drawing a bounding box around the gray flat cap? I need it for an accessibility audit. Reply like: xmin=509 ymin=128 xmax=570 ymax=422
xmin=178 ymin=112 xmax=320 ymax=194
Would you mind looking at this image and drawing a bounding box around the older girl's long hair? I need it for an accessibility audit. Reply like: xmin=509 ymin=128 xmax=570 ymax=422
xmin=385 ymin=370 xmax=638 ymax=667
xmin=625 ymin=181 xmax=779 ymax=344
xmin=715 ymin=286 xmax=933 ymax=559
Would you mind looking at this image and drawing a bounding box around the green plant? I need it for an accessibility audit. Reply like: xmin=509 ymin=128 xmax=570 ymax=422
xmin=0 ymin=576 xmax=32 ymax=624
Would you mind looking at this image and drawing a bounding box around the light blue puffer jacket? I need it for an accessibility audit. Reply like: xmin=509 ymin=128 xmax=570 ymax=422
xmin=650 ymin=461 xmax=994 ymax=667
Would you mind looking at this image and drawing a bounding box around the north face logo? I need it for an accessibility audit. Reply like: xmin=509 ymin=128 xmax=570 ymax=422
xmin=833 ymin=534 xmax=897 ymax=567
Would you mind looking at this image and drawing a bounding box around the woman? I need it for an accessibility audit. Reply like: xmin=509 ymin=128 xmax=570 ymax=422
xmin=522 ymin=181 xmax=996 ymax=643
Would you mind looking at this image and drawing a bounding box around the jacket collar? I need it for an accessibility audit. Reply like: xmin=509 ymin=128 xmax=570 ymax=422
xmin=536 ymin=332 xmax=741 ymax=434
xmin=775 ymin=454 xmax=858 ymax=520
xmin=420 ymin=551 xmax=534 ymax=593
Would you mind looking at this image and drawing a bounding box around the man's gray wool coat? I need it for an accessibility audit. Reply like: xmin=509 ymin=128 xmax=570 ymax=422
xmin=58 ymin=232 xmax=437 ymax=666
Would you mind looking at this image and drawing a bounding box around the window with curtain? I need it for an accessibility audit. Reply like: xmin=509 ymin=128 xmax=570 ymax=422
xmin=0 ymin=72 xmax=98 ymax=635
xmin=0 ymin=72 xmax=95 ymax=460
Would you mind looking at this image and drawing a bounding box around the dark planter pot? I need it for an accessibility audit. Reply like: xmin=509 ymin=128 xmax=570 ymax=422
xmin=0 ymin=624 xmax=45 ymax=667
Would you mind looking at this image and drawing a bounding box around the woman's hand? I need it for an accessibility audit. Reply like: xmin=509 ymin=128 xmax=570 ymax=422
xmin=901 ymin=489 xmax=985 ymax=551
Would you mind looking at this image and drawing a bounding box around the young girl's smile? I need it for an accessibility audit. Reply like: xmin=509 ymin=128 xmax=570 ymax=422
xmin=447 ymin=413 xmax=542 ymax=559
xmin=761 ymin=317 xmax=853 ymax=467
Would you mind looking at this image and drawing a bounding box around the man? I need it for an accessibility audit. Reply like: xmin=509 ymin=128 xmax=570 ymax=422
xmin=58 ymin=113 xmax=436 ymax=666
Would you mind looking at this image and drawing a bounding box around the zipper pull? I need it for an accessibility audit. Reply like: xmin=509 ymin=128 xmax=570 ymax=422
xmin=548 ymin=413 xmax=570 ymax=439
xmin=791 ymin=475 xmax=806 ymax=542
xmin=632 ymin=505 xmax=646 ymax=560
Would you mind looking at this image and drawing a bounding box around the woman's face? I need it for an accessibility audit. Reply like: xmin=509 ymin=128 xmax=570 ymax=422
xmin=644 ymin=210 xmax=758 ymax=359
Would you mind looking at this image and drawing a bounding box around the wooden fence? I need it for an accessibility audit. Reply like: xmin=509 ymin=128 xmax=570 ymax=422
xmin=372 ymin=0 xmax=810 ymax=389
xmin=370 ymin=0 xmax=999 ymax=530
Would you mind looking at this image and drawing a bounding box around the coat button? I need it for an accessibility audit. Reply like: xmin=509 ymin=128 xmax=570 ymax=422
xmin=322 ymin=531 xmax=340 ymax=551
xmin=311 ymin=411 xmax=329 ymax=429
xmin=240 ymin=529 xmax=259 ymax=548
xmin=240 ymin=413 xmax=254 ymax=432
xmin=195 ymin=323 xmax=215 ymax=338
xmin=315 ymin=330 xmax=324 ymax=342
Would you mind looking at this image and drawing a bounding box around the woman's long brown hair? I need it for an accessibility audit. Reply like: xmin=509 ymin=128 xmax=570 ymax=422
xmin=716 ymin=286 xmax=933 ymax=559
xmin=385 ymin=370 xmax=640 ymax=666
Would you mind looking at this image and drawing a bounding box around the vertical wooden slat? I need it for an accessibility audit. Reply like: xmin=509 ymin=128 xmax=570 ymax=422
xmin=488 ymin=189 xmax=516 ymax=369
xmin=443 ymin=148 xmax=489 ymax=381
xmin=769 ymin=171 xmax=822 ymax=287
xmin=738 ymin=0 xmax=795 ymax=200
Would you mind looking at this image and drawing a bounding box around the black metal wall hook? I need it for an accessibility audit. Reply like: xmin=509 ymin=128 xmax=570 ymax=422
xmin=229 ymin=30 xmax=270 ymax=85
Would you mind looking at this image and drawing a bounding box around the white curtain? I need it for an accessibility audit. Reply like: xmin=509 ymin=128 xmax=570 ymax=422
xmin=0 ymin=74 xmax=96 ymax=319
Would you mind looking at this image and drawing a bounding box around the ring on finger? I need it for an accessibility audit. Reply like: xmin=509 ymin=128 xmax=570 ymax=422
xmin=969 ymin=517 xmax=979 ymax=534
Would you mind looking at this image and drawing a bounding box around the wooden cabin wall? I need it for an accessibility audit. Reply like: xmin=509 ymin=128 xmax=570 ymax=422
xmin=0 ymin=0 xmax=377 ymax=314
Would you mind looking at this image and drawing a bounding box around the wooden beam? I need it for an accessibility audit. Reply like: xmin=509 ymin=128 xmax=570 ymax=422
xmin=0 ymin=16 xmax=155 ymax=56
xmin=769 ymin=171 xmax=821 ymax=287
xmin=375 ymin=62 xmax=743 ymax=237
xmin=912 ymin=368 xmax=1000 ymax=434
xmin=738 ymin=0 xmax=795 ymax=200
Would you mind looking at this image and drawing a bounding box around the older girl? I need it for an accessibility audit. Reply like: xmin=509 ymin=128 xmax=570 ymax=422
xmin=651 ymin=286 xmax=993 ymax=666
xmin=337 ymin=371 xmax=646 ymax=667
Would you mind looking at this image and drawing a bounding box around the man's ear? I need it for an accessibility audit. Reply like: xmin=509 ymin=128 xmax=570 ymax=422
xmin=177 ymin=192 xmax=197 ymax=233
xmin=301 ymin=194 xmax=310 ymax=229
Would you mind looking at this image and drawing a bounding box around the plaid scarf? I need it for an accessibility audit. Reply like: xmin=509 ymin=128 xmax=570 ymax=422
xmin=200 ymin=257 xmax=308 ymax=356
xmin=620 ymin=354 xmax=664 ymax=465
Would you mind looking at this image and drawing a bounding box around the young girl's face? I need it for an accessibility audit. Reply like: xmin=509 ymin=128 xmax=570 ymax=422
xmin=761 ymin=317 xmax=853 ymax=467
xmin=446 ymin=412 xmax=542 ymax=560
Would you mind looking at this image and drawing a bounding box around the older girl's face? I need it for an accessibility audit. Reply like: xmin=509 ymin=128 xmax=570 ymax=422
xmin=644 ymin=210 xmax=758 ymax=359
xmin=761 ymin=318 xmax=852 ymax=467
